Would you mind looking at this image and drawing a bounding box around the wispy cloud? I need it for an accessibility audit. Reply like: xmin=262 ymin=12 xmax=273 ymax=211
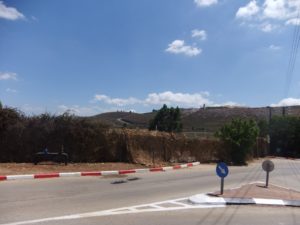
xmin=260 ymin=22 xmax=278 ymax=32
xmin=194 ymin=0 xmax=218 ymax=7
xmin=6 ymin=88 xmax=17 ymax=93
xmin=286 ymin=18 xmax=300 ymax=26
xmin=191 ymin=29 xmax=207 ymax=41
xmin=18 ymin=92 xmax=241 ymax=116
xmin=212 ymin=101 xmax=244 ymax=107
xmin=31 ymin=16 xmax=38 ymax=21
xmin=269 ymin=44 xmax=281 ymax=50
xmin=165 ymin=40 xmax=201 ymax=57
xmin=93 ymin=91 xmax=240 ymax=109
xmin=20 ymin=104 xmax=45 ymax=115
xmin=0 ymin=1 xmax=25 ymax=21
xmin=0 ymin=72 xmax=18 ymax=80
xmin=93 ymin=95 xmax=141 ymax=106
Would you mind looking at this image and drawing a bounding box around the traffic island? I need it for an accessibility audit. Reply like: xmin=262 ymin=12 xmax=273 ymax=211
xmin=189 ymin=182 xmax=300 ymax=207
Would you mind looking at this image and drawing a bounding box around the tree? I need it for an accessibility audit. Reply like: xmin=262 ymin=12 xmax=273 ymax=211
xmin=149 ymin=104 xmax=182 ymax=132
xmin=269 ymin=116 xmax=300 ymax=157
xmin=215 ymin=118 xmax=259 ymax=165
xmin=257 ymin=119 xmax=269 ymax=137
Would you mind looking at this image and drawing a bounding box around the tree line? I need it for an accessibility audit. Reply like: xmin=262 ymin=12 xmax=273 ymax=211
xmin=0 ymin=106 xmax=127 ymax=162
xmin=1 ymin=102 xmax=299 ymax=164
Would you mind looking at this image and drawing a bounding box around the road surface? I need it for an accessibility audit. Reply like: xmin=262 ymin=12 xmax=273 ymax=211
xmin=0 ymin=158 xmax=299 ymax=225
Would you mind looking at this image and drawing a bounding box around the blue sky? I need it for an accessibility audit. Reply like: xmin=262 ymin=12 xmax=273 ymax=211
xmin=1 ymin=0 xmax=300 ymax=116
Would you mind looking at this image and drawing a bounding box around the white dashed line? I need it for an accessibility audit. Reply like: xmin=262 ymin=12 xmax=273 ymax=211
xmin=0 ymin=197 xmax=224 ymax=225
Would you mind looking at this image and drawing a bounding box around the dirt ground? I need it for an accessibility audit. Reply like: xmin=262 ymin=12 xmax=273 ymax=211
xmin=0 ymin=162 xmax=176 ymax=175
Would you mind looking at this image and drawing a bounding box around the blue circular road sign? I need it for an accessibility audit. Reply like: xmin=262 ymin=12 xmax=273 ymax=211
xmin=216 ymin=162 xmax=229 ymax=178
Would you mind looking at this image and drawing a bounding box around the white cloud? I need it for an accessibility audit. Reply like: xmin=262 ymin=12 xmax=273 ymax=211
xmin=0 ymin=72 xmax=17 ymax=80
xmin=262 ymin=0 xmax=290 ymax=20
xmin=144 ymin=91 xmax=212 ymax=107
xmin=93 ymin=94 xmax=141 ymax=106
xmin=94 ymin=92 xmax=212 ymax=107
xmin=194 ymin=0 xmax=218 ymax=7
xmin=165 ymin=40 xmax=202 ymax=57
xmin=17 ymin=92 xmax=242 ymax=116
xmin=57 ymin=105 xmax=104 ymax=116
xmin=271 ymin=98 xmax=300 ymax=106
xmin=236 ymin=0 xmax=300 ymax=31
xmin=260 ymin=22 xmax=277 ymax=32
xmin=0 ymin=1 xmax=25 ymax=20
xmin=191 ymin=29 xmax=207 ymax=40
xmin=212 ymin=101 xmax=243 ymax=107
xmin=93 ymin=91 xmax=242 ymax=109
xmin=236 ymin=0 xmax=260 ymax=19
xmin=269 ymin=44 xmax=281 ymax=50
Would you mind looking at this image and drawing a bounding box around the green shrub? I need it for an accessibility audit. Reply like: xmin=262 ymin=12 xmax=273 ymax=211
xmin=215 ymin=118 xmax=259 ymax=165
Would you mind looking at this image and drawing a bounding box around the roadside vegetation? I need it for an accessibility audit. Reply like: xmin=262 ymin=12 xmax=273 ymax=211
xmin=0 ymin=101 xmax=299 ymax=165
xmin=0 ymin=105 xmax=217 ymax=164
xmin=269 ymin=116 xmax=300 ymax=157
xmin=148 ymin=104 xmax=182 ymax=132
xmin=0 ymin=106 xmax=111 ymax=162
xmin=215 ymin=118 xmax=259 ymax=165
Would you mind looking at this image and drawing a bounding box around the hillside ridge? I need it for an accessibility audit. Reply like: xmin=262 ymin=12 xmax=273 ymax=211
xmin=89 ymin=105 xmax=300 ymax=132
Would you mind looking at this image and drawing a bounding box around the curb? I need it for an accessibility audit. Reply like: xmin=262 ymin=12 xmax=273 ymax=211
xmin=0 ymin=162 xmax=200 ymax=182
xmin=189 ymin=193 xmax=300 ymax=207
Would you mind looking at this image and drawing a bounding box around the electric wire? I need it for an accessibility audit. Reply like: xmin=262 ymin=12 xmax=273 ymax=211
xmin=284 ymin=7 xmax=300 ymax=97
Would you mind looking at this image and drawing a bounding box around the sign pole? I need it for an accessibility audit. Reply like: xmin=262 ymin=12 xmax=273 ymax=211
xmin=266 ymin=171 xmax=269 ymax=188
xmin=262 ymin=160 xmax=274 ymax=188
xmin=216 ymin=162 xmax=229 ymax=195
xmin=220 ymin=177 xmax=224 ymax=195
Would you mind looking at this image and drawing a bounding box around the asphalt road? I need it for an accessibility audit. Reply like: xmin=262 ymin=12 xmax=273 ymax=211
xmin=0 ymin=158 xmax=300 ymax=225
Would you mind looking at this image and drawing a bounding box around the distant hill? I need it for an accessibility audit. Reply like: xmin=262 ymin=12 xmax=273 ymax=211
xmin=89 ymin=111 xmax=155 ymax=128
xmin=88 ymin=106 xmax=300 ymax=133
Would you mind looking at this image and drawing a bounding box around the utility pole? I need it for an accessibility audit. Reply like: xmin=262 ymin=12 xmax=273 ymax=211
xmin=267 ymin=106 xmax=272 ymax=156
xmin=267 ymin=106 xmax=272 ymax=122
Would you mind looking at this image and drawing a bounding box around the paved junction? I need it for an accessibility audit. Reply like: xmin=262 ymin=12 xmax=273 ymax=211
xmin=0 ymin=159 xmax=299 ymax=225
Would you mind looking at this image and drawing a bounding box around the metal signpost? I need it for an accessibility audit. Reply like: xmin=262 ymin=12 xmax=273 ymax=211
xmin=216 ymin=162 xmax=229 ymax=195
xmin=262 ymin=160 xmax=274 ymax=188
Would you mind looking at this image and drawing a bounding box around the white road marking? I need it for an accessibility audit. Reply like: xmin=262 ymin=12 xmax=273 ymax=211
xmin=0 ymin=197 xmax=224 ymax=225
xmin=253 ymin=198 xmax=285 ymax=206
xmin=149 ymin=204 xmax=164 ymax=209
xmin=168 ymin=201 xmax=190 ymax=207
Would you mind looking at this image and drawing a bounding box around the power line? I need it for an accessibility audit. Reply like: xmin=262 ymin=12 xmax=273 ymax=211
xmin=284 ymin=8 xmax=300 ymax=98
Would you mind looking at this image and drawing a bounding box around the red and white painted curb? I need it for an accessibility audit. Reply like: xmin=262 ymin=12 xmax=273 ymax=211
xmin=0 ymin=162 xmax=200 ymax=182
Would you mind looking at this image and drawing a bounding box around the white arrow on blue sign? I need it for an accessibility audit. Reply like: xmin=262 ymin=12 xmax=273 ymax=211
xmin=216 ymin=162 xmax=229 ymax=178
